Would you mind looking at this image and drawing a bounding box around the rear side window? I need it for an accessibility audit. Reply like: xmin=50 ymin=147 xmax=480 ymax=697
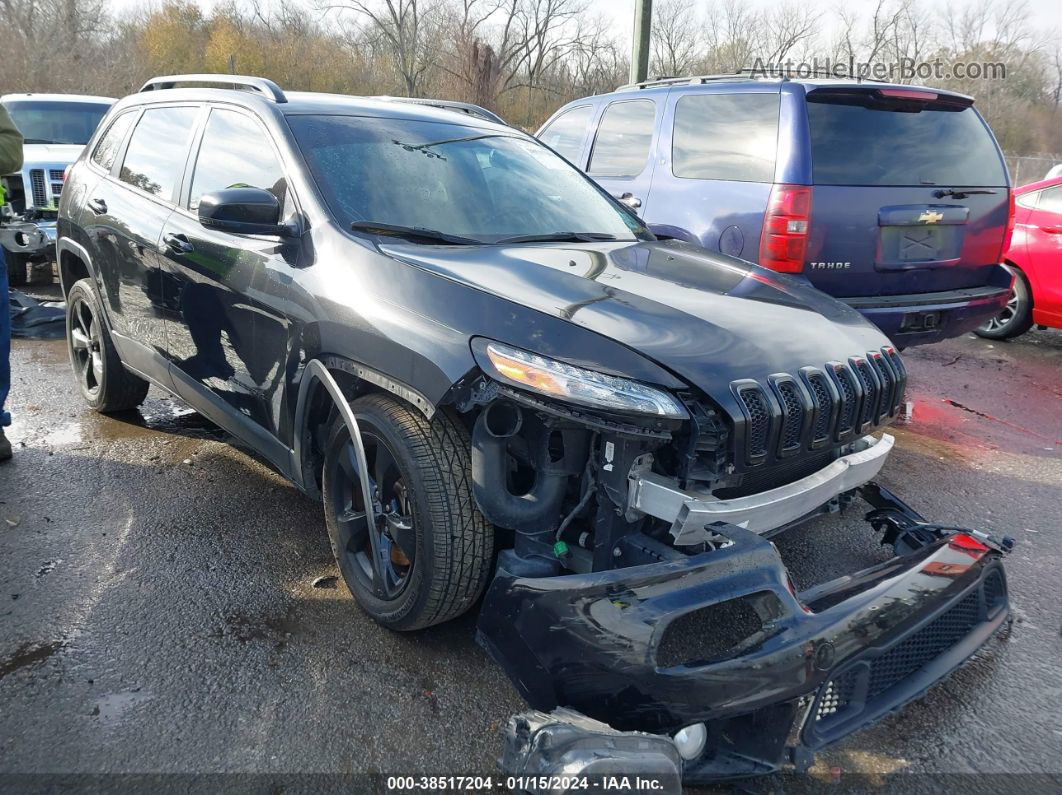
xmin=1039 ymin=186 xmax=1062 ymax=214
xmin=538 ymin=105 xmax=592 ymax=163
xmin=672 ymin=93 xmax=779 ymax=182
xmin=807 ymin=99 xmax=1006 ymax=187
xmin=189 ymin=109 xmax=286 ymax=211
xmin=589 ymin=100 xmax=655 ymax=177
xmin=119 ymin=106 xmax=199 ymax=201
xmin=91 ymin=111 xmax=136 ymax=172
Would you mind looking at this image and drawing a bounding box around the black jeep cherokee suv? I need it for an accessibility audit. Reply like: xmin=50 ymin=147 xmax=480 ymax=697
xmin=57 ymin=74 xmax=1010 ymax=783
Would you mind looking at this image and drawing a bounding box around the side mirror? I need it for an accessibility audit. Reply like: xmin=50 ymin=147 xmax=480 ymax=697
xmin=197 ymin=187 xmax=296 ymax=237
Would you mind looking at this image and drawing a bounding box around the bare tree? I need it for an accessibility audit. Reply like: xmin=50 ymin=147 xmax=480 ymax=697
xmin=325 ymin=0 xmax=439 ymax=95
xmin=650 ymin=0 xmax=700 ymax=78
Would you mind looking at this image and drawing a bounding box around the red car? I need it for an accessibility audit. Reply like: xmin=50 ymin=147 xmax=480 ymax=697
xmin=977 ymin=177 xmax=1062 ymax=338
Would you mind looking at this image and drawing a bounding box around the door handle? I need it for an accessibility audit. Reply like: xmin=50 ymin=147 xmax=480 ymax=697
xmin=1042 ymin=226 xmax=1062 ymax=234
xmin=162 ymin=232 xmax=193 ymax=254
xmin=87 ymin=197 xmax=107 ymax=215
xmin=616 ymin=192 xmax=642 ymax=210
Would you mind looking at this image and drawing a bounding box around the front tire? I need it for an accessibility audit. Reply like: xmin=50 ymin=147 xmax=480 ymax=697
xmin=65 ymin=278 xmax=150 ymax=411
xmin=975 ymin=271 xmax=1033 ymax=340
xmin=321 ymin=394 xmax=493 ymax=630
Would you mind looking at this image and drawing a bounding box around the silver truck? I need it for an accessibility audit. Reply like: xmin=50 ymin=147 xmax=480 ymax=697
xmin=1 ymin=93 xmax=112 ymax=286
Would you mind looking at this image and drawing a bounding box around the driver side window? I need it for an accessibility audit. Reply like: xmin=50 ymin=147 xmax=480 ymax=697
xmin=189 ymin=108 xmax=290 ymax=216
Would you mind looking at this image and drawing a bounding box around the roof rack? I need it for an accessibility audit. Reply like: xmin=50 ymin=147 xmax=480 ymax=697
xmin=375 ymin=96 xmax=507 ymax=125
xmin=617 ymin=68 xmax=892 ymax=91
xmin=139 ymin=74 xmax=288 ymax=103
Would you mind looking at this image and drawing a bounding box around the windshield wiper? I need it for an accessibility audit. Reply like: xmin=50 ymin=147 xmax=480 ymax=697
xmin=350 ymin=221 xmax=483 ymax=245
xmin=23 ymin=138 xmax=60 ymax=144
xmin=494 ymin=232 xmax=621 ymax=244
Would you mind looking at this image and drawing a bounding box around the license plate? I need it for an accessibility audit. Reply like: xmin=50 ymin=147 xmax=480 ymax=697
xmin=899 ymin=227 xmax=942 ymax=261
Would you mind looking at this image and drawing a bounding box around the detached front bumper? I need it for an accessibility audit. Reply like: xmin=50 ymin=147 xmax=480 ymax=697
xmin=480 ymin=489 xmax=1010 ymax=782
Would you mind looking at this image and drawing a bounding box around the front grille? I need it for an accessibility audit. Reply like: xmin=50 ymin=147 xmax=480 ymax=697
xmin=49 ymin=169 xmax=64 ymax=181
xmin=830 ymin=364 xmax=858 ymax=438
xmin=776 ymin=380 xmax=805 ymax=453
xmin=738 ymin=386 xmax=770 ymax=461
xmin=808 ymin=565 xmax=1006 ymax=742
xmin=852 ymin=358 xmax=880 ymax=431
xmin=731 ymin=348 xmax=902 ymax=469
xmin=806 ymin=373 xmax=834 ymax=444
xmin=29 ymin=169 xmax=47 ymax=207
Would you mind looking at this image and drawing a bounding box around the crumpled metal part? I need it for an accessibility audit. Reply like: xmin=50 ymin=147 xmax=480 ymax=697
xmin=502 ymin=708 xmax=682 ymax=795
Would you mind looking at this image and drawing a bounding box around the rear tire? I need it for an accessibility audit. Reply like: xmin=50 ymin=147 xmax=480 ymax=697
xmin=975 ymin=271 xmax=1033 ymax=340
xmin=65 ymin=278 xmax=150 ymax=412
xmin=321 ymin=394 xmax=493 ymax=631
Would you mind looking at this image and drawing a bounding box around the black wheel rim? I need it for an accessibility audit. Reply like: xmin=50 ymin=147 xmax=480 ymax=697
xmin=331 ymin=427 xmax=416 ymax=599
xmin=69 ymin=296 xmax=103 ymax=397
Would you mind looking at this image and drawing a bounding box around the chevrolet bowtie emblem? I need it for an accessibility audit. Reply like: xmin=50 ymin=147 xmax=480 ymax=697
xmin=918 ymin=210 xmax=944 ymax=224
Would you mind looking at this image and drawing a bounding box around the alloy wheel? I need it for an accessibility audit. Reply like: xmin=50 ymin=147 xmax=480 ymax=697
xmin=69 ymin=296 xmax=104 ymax=397
xmin=331 ymin=427 xmax=417 ymax=599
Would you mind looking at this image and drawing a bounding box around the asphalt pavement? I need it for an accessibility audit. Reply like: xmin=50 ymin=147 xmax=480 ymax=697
xmin=1 ymin=302 xmax=1061 ymax=790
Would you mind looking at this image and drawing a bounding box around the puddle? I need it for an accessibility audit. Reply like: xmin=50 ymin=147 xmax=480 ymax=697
xmin=39 ymin=422 xmax=84 ymax=448
xmin=0 ymin=641 xmax=64 ymax=680
xmin=92 ymin=690 xmax=152 ymax=725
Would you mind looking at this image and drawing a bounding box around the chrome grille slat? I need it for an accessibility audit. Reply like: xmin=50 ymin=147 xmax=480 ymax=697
xmin=30 ymin=168 xmax=47 ymax=207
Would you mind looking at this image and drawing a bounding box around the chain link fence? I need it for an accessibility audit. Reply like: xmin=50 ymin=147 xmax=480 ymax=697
xmin=1005 ymin=153 xmax=1062 ymax=187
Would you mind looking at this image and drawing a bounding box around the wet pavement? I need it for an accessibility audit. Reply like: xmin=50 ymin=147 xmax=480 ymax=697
xmin=1 ymin=303 xmax=1061 ymax=788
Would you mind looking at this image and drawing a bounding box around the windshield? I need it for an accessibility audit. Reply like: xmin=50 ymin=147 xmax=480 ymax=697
xmin=3 ymin=100 xmax=111 ymax=146
xmin=288 ymin=115 xmax=648 ymax=244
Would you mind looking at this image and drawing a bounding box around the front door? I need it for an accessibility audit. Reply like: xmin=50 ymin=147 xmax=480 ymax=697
xmin=157 ymin=106 xmax=300 ymax=470
xmin=584 ymin=98 xmax=661 ymax=218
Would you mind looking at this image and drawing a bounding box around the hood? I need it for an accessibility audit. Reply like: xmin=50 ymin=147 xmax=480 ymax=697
xmin=380 ymin=239 xmax=892 ymax=397
xmin=20 ymin=143 xmax=85 ymax=167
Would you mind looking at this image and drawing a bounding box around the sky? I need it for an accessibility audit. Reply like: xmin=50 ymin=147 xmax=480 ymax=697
xmin=107 ymin=0 xmax=1062 ymax=43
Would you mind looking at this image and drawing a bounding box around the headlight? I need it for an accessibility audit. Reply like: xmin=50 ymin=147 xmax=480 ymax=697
xmin=481 ymin=341 xmax=687 ymax=419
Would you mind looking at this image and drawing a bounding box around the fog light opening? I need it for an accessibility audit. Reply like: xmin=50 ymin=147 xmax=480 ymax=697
xmin=673 ymin=722 xmax=707 ymax=761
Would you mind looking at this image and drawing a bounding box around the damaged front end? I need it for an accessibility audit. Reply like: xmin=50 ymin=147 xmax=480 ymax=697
xmin=455 ymin=338 xmax=1012 ymax=787
xmin=483 ymin=486 xmax=1011 ymax=786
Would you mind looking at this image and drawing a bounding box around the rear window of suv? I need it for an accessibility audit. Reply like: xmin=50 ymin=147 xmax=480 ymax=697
xmin=807 ymin=97 xmax=1006 ymax=187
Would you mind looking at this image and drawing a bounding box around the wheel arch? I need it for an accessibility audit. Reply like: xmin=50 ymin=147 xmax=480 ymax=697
xmin=291 ymin=355 xmax=439 ymax=499
xmin=1003 ymin=259 xmax=1036 ymax=307
xmin=57 ymin=238 xmax=96 ymax=298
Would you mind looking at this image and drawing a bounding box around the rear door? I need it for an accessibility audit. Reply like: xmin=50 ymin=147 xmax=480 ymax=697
xmin=802 ymin=87 xmax=1009 ymax=298
xmin=641 ymin=88 xmax=779 ymax=257
xmin=87 ymin=104 xmax=201 ymax=380
xmin=585 ymin=97 xmax=661 ymax=216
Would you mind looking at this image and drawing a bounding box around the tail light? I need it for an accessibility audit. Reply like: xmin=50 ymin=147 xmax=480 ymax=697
xmin=1000 ymin=189 xmax=1016 ymax=260
xmin=759 ymin=184 xmax=811 ymax=273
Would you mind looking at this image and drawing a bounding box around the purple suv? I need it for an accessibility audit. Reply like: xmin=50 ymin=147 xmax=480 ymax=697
xmin=538 ymin=76 xmax=1015 ymax=347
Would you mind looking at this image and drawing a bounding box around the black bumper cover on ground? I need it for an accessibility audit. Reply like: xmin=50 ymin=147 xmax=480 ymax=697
xmin=479 ymin=523 xmax=1009 ymax=780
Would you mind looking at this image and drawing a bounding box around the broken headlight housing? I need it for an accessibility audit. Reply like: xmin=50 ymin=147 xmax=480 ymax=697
xmin=477 ymin=340 xmax=688 ymax=419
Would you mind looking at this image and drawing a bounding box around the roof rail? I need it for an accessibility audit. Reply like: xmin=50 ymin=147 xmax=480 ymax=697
xmin=617 ymin=67 xmax=892 ymax=91
xmin=374 ymin=96 xmax=507 ymax=125
xmin=139 ymin=74 xmax=288 ymax=103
